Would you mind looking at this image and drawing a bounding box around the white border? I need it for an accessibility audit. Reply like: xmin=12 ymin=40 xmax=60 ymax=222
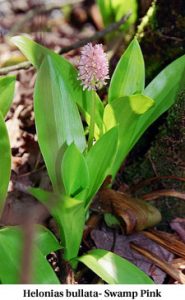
xmin=0 ymin=284 xmax=184 ymax=300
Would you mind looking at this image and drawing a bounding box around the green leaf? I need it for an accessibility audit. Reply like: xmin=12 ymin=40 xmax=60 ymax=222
xmin=103 ymin=95 xmax=154 ymax=177
xmin=97 ymin=0 xmax=137 ymax=29
xmin=78 ymin=249 xmax=154 ymax=284
xmin=11 ymin=35 xmax=104 ymax=137
xmin=0 ymin=227 xmax=60 ymax=283
xmin=97 ymin=0 xmax=115 ymax=26
xmin=0 ymin=75 xmax=15 ymax=117
xmin=85 ymin=127 xmax=118 ymax=207
xmin=29 ymin=188 xmax=85 ymax=261
xmin=0 ymin=111 xmax=11 ymax=215
xmin=0 ymin=76 xmax=15 ymax=215
xmin=130 ymin=54 xmax=185 ymax=151
xmin=108 ymin=38 xmax=145 ymax=103
xmin=61 ymin=143 xmax=89 ymax=199
xmin=104 ymin=213 xmax=121 ymax=228
xmin=34 ymin=56 xmax=86 ymax=190
xmin=28 ymin=187 xmax=52 ymax=205
xmin=32 ymin=247 xmax=60 ymax=283
xmin=35 ymin=225 xmax=61 ymax=256
xmin=51 ymin=195 xmax=85 ymax=261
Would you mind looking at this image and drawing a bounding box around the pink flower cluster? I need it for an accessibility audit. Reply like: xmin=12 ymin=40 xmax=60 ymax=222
xmin=77 ymin=43 xmax=109 ymax=91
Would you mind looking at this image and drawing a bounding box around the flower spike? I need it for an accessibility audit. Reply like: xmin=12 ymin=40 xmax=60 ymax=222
xmin=77 ymin=43 xmax=109 ymax=91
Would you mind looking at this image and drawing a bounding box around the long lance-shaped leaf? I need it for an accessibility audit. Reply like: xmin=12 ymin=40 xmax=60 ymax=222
xmin=85 ymin=127 xmax=118 ymax=207
xmin=34 ymin=56 xmax=86 ymax=190
xmin=11 ymin=35 xmax=104 ymax=137
xmin=0 ymin=75 xmax=16 ymax=117
xmin=34 ymin=225 xmax=62 ymax=256
xmin=0 ymin=112 xmax=11 ymax=215
xmin=0 ymin=76 xmax=15 ymax=215
xmin=78 ymin=249 xmax=154 ymax=284
xmin=29 ymin=187 xmax=85 ymax=261
xmin=129 ymin=54 xmax=185 ymax=151
xmin=103 ymin=95 xmax=154 ymax=177
xmin=97 ymin=0 xmax=137 ymax=29
xmin=0 ymin=226 xmax=60 ymax=283
xmin=52 ymin=195 xmax=85 ymax=261
xmin=108 ymin=38 xmax=145 ymax=103
xmin=61 ymin=143 xmax=89 ymax=199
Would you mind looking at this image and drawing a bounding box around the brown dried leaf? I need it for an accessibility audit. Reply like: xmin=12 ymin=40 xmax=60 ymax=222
xmin=144 ymin=230 xmax=185 ymax=259
xmin=143 ymin=189 xmax=185 ymax=201
xmin=130 ymin=243 xmax=185 ymax=284
xmin=170 ymin=258 xmax=185 ymax=270
xmin=91 ymin=228 xmax=174 ymax=283
xmin=6 ymin=105 xmax=24 ymax=149
xmin=170 ymin=218 xmax=185 ymax=242
xmin=92 ymin=188 xmax=161 ymax=234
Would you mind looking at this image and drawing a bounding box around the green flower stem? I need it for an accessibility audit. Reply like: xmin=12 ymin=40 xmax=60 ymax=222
xmin=88 ymin=93 xmax=96 ymax=150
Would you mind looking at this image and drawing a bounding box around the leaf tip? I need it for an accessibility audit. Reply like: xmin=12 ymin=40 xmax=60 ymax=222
xmin=129 ymin=94 xmax=155 ymax=114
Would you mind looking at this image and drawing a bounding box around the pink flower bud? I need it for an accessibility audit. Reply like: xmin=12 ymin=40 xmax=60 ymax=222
xmin=77 ymin=43 xmax=109 ymax=91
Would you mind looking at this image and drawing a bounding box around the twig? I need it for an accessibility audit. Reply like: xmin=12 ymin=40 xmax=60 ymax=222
xmin=147 ymin=151 xmax=159 ymax=177
xmin=130 ymin=242 xmax=185 ymax=284
xmin=144 ymin=230 xmax=185 ymax=259
xmin=59 ymin=12 xmax=131 ymax=54
xmin=130 ymin=175 xmax=185 ymax=193
xmin=0 ymin=61 xmax=32 ymax=75
xmin=156 ymin=31 xmax=184 ymax=42
xmin=0 ymin=12 xmax=131 ymax=75
xmin=143 ymin=189 xmax=185 ymax=201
